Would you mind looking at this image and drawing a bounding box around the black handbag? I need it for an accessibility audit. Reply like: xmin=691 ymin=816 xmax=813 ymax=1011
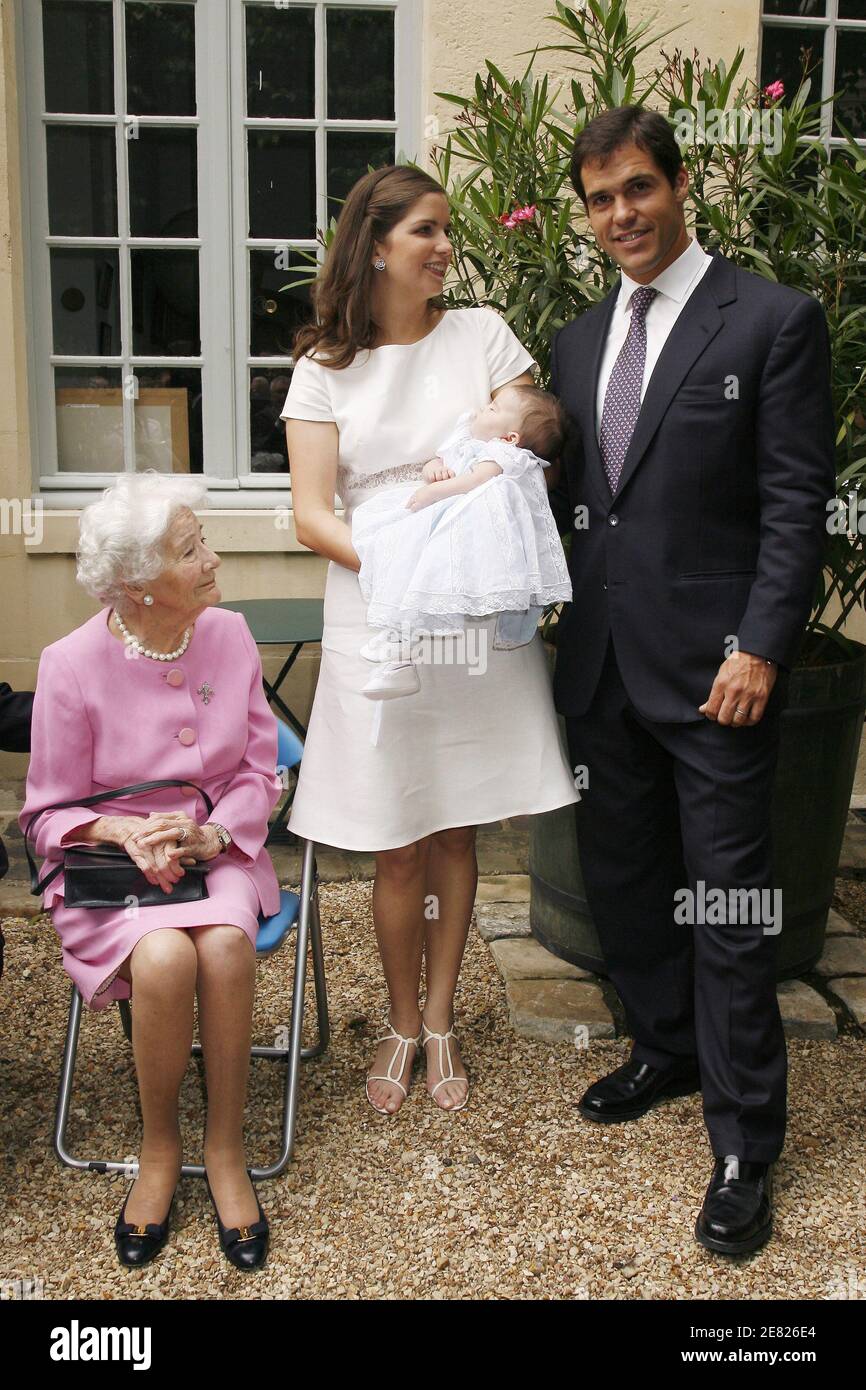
xmin=25 ymin=779 xmax=215 ymax=909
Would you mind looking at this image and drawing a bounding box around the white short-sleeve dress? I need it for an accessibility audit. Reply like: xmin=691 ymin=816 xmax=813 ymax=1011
xmin=280 ymin=306 xmax=579 ymax=850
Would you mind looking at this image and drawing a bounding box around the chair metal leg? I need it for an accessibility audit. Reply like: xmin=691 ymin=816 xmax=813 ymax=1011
xmin=54 ymin=984 xmax=137 ymax=1175
xmin=302 ymin=873 xmax=330 ymax=1061
xmin=249 ymin=836 xmax=316 ymax=1180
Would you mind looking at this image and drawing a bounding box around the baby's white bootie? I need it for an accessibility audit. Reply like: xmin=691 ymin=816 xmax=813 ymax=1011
xmin=362 ymin=661 xmax=420 ymax=700
xmin=360 ymin=629 xmax=404 ymax=663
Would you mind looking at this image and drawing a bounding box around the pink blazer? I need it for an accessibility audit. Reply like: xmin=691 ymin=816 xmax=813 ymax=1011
xmin=20 ymin=606 xmax=282 ymax=916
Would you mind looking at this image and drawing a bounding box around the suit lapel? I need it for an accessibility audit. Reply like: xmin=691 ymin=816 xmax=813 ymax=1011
xmin=611 ymin=250 xmax=737 ymax=501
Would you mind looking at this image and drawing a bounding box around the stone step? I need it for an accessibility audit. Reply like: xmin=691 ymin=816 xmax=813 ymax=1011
xmin=475 ymin=901 xmax=532 ymax=941
xmin=506 ymin=978 xmax=616 ymax=1044
xmin=488 ymin=927 xmax=851 ymax=1041
xmin=490 ymin=936 xmax=590 ymax=981
xmin=776 ymin=979 xmax=838 ymax=1039
xmin=826 ymin=976 xmax=866 ymax=1026
xmin=814 ymin=935 xmax=866 ymax=978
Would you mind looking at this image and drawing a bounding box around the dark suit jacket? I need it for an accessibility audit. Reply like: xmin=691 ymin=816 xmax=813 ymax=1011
xmin=548 ymin=251 xmax=837 ymax=722
xmin=0 ymin=682 xmax=34 ymax=880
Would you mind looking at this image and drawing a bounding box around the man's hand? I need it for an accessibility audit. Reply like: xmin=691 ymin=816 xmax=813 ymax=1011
xmin=699 ymin=651 xmax=778 ymax=727
xmin=421 ymin=456 xmax=454 ymax=483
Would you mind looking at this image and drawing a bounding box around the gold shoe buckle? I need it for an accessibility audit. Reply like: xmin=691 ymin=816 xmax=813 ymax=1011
xmin=132 ymin=1224 xmax=148 ymax=1236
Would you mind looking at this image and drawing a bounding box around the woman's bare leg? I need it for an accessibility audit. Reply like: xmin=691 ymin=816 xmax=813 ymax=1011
xmin=192 ymin=925 xmax=260 ymax=1228
xmin=367 ymin=837 xmax=431 ymax=1112
xmin=122 ymin=929 xmax=197 ymax=1224
xmin=422 ymin=825 xmax=477 ymax=1108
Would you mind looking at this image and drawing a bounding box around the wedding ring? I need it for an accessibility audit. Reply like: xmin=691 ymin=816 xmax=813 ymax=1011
xmin=177 ymin=827 xmax=188 ymax=842
xmin=734 ymin=707 xmax=747 ymax=719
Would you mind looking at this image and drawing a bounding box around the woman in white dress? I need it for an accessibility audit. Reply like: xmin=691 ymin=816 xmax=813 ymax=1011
xmin=282 ymin=165 xmax=578 ymax=1114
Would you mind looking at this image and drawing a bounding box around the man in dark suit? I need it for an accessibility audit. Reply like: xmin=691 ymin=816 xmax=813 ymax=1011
xmin=0 ymin=682 xmax=34 ymax=978
xmin=547 ymin=106 xmax=836 ymax=1254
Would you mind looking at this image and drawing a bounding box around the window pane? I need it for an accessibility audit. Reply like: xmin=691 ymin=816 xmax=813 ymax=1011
xmin=250 ymin=368 xmax=290 ymax=473
xmin=54 ymin=367 xmax=124 ymax=472
xmin=125 ymin=2 xmax=196 ymax=116
xmin=43 ymin=0 xmax=114 ymax=114
xmin=250 ymin=249 xmax=313 ymax=357
xmin=51 ymin=249 xmax=121 ymax=355
xmin=761 ymin=2 xmax=826 ymax=14
xmin=131 ymin=249 xmax=200 ymax=356
xmin=835 ymin=31 xmax=866 ymax=137
xmin=128 ymin=128 xmax=198 ymax=237
xmin=760 ymin=25 xmax=825 ymax=99
xmin=839 ymin=2 xmax=866 ymax=18
xmin=327 ymin=7 xmax=395 ymax=119
xmin=327 ymin=132 xmax=395 ymax=218
xmin=246 ymin=4 xmax=315 ymax=118
xmin=134 ymin=367 xmax=202 ymax=472
xmin=248 ymin=131 xmax=316 ymax=239
xmin=46 ymin=126 xmax=117 ymax=236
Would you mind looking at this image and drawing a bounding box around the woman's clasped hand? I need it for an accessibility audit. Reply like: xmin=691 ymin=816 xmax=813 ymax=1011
xmin=84 ymin=812 xmax=223 ymax=895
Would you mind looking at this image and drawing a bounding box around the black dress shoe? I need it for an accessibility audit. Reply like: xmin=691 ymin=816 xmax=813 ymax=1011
xmin=695 ymin=1156 xmax=773 ymax=1255
xmin=578 ymin=1056 xmax=701 ymax=1124
xmin=205 ymin=1173 xmax=269 ymax=1271
xmin=114 ymin=1183 xmax=175 ymax=1267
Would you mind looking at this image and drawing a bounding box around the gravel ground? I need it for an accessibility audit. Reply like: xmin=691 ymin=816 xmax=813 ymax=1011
xmin=1 ymin=881 xmax=865 ymax=1301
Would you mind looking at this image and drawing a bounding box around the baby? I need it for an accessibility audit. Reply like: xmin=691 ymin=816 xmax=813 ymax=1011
xmin=351 ymin=384 xmax=573 ymax=700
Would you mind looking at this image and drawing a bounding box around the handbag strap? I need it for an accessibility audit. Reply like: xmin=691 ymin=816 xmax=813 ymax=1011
xmin=25 ymin=779 xmax=215 ymax=896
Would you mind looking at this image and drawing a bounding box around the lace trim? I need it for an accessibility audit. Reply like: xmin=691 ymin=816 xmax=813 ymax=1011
xmin=372 ymin=585 xmax=571 ymax=619
xmin=339 ymin=460 xmax=425 ymax=494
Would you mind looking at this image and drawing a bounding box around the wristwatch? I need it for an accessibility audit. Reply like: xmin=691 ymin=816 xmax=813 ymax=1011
xmin=209 ymin=822 xmax=232 ymax=853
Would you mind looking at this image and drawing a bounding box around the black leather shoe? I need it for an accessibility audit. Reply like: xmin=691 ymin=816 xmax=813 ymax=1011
xmin=578 ymin=1056 xmax=701 ymax=1123
xmin=695 ymin=1156 xmax=773 ymax=1255
xmin=205 ymin=1173 xmax=269 ymax=1271
xmin=114 ymin=1183 xmax=175 ymax=1267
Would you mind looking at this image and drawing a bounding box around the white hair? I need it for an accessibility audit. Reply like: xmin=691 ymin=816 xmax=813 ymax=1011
xmin=76 ymin=471 xmax=209 ymax=605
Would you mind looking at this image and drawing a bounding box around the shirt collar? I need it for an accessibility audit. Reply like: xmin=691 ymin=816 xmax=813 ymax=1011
xmin=619 ymin=237 xmax=710 ymax=310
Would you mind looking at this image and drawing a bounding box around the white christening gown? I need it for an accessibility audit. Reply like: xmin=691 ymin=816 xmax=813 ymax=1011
xmin=351 ymin=410 xmax=572 ymax=647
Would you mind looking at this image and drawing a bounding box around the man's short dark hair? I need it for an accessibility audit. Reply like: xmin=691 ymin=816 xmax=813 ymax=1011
xmin=570 ymin=106 xmax=683 ymax=204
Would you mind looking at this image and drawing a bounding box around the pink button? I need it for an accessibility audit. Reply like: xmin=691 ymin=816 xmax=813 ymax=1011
xmin=178 ymin=727 xmax=196 ymax=746
xmin=166 ymin=669 xmax=184 ymax=687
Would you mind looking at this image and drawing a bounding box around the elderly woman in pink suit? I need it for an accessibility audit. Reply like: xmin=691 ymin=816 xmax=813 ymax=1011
xmin=20 ymin=471 xmax=281 ymax=1271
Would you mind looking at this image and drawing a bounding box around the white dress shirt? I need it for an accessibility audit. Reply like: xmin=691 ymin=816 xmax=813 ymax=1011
xmin=595 ymin=236 xmax=713 ymax=439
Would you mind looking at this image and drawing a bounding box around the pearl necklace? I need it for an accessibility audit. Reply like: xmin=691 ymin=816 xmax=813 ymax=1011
xmin=113 ymin=609 xmax=191 ymax=661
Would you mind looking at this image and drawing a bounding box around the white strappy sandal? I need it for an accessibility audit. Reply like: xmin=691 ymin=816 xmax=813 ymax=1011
xmin=421 ymin=1020 xmax=470 ymax=1112
xmin=365 ymin=1018 xmax=422 ymax=1115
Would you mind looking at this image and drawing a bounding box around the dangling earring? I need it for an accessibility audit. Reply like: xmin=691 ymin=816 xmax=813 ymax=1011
xmin=143 ymin=594 xmax=154 ymax=606
xmin=373 ymin=258 xmax=386 ymax=271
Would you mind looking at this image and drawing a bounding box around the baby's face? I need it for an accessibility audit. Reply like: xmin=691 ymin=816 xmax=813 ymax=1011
xmin=470 ymin=389 xmax=526 ymax=445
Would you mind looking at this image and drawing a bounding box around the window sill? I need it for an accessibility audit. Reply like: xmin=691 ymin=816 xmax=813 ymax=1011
xmin=25 ymin=509 xmax=343 ymax=555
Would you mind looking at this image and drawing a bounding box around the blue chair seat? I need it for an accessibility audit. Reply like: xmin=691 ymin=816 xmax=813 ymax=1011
xmin=257 ymin=888 xmax=300 ymax=955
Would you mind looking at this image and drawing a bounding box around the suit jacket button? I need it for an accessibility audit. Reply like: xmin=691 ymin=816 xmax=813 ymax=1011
xmin=178 ymin=727 xmax=196 ymax=746
xmin=166 ymin=669 xmax=184 ymax=687
xmin=602 ymin=582 xmax=608 ymax=591
xmin=608 ymin=514 xmax=619 ymax=526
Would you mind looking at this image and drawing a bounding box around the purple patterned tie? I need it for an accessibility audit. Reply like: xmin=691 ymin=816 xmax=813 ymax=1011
xmin=599 ymin=285 xmax=658 ymax=495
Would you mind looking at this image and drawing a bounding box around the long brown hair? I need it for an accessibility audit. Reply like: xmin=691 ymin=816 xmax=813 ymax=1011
xmin=292 ymin=164 xmax=448 ymax=371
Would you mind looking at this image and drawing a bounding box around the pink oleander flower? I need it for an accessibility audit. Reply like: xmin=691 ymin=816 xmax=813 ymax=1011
xmin=763 ymin=80 xmax=785 ymax=102
xmin=498 ymin=203 xmax=538 ymax=231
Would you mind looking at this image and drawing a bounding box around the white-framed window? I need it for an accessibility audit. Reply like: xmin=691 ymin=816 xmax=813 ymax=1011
xmin=760 ymin=1 xmax=866 ymax=152
xmin=17 ymin=0 xmax=421 ymax=506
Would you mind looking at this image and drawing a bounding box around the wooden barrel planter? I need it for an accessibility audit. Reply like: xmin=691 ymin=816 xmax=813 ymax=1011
xmin=530 ymin=641 xmax=866 ymax=980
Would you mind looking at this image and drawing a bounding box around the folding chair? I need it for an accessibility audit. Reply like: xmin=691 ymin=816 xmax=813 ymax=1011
xmin=53 ymin=719 xmax=329 ymax=1182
